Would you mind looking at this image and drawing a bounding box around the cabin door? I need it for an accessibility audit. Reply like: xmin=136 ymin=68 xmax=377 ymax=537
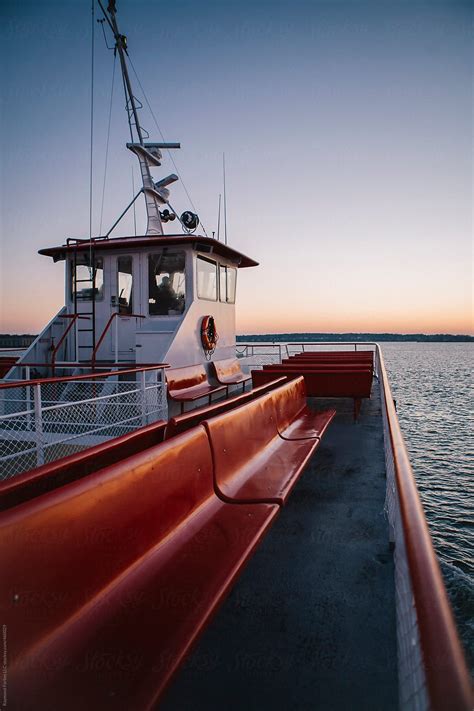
xmin=114 ymin=256 xmax=138 ymax=361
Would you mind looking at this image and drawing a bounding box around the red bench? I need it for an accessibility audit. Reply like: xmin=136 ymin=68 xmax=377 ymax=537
xmin=269 ymin=376 xmax=336 ymax=440
xmin=279 ymin=361 xmax=372 ymax=370
xmin=212 ymin=357 xmax=251 ymax=394
xmin=203 ymin=379 xmax=330 ymax=505
xmin=288 ymin=350 xmax=373 ymax=360
xmin=0 ymin=419 xmax=167 ymax=512
xmin=252 ymin=367 xmax=373 ymax=420
xmin=165 ymin=377 xmax=287 ymax=439
xmin=1 ymin=426 xmax=279 ymax=710
xmin=166 ymin=363 xmax=226 ymax=412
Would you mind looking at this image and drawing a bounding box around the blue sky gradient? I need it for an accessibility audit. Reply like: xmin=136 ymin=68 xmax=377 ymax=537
xmin=1 ymin=0 xmax=472 ymax=333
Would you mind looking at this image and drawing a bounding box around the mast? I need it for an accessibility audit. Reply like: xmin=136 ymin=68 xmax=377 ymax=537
xmin=98 ymin=0 xmax=179 ymax=236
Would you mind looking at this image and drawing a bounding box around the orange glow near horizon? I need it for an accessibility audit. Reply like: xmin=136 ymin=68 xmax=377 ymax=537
xmin=1 ymin=284 xmax=472 ymax=337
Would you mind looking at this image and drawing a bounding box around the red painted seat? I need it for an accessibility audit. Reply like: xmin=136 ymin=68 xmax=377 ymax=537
xmin=1 ymin=426 xmax=279 ymax=710
xmin=270 ymin=376 xmax=336 ymax=440
xmin=288 ymin=350 xmax=373 ymax=360
xmin=203 ymin=390 xmax=323 ymax=505
xmin=212 ymin=357 xmax=251 ymax=393
xmin=0 ymin=419 xmax=167 ymax=512
xmin=277 ymin=362 xmax=372 ymax=370
xmin=251 ymin=368 xmax=373 ymax=420
xmin=166 ymin=363 xmax=226 ymax=412
xmin=165 ymin=376 xmax=287 ymax=439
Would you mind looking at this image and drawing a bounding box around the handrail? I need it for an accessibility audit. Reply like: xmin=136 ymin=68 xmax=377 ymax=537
xmin=377 ymin=344 xmax=472 ymax=710
xmin=51 ymin=314 xmax=90 ymax=376
xmin=91 ymin=313 xmax=145 ymax=369
xmin=0 ymin=364 xmax=168 ymax=390
xmin=236 ymin=339 xmax=472 ymax=705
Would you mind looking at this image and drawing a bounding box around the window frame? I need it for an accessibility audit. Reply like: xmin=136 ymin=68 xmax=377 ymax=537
xmin=148 ymin=250 xmax=187 ymax=317
xmin=116 ymin=255 xmax=133 ymax=315
xmin=71 ymin=256 xmax=104 ymax=302
xmin=219 ymin=264 xmax=237 ymax=304
xmin=196 ymin=255 xmax=218 ymax=302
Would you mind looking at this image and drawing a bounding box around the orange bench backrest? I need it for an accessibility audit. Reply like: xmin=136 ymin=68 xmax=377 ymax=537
xmin=213 ymin=358 xmax=243 ymax=380
xmin=270 ymin=376 xmax=307 ymax=433
xmin=204 ymin=393 xmax=278 ymax=500
xmin=276 ymin=362 xmax=372 ymax=370
xmin=289 ymin=351 xmax=373 ymax=358
xmin=0 ymin=420 xmax=167 ymax=511
xmin=166 ymin=377 xmax=288 ymax=439
xmin=165 ymin=364 xmax=207 ymax=393
xmin=0 ymin=426 xmax=213 ymax=664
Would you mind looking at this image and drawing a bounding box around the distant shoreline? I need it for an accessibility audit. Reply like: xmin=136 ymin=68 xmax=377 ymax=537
xmin=237 ymin=333 xmax=474 ymax=343
xmin=0 ymin=332 xmax=472 ymax=349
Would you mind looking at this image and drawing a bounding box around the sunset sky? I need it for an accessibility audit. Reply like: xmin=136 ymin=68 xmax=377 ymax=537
xmin=1 ymin=0 xmax=472 ymax=335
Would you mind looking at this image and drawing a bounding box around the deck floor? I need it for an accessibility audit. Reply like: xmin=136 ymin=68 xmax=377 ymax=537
xmin=161 ymin=381 xmax=398 ymax=710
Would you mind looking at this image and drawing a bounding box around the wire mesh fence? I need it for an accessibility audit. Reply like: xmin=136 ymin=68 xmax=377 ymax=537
xmin=0 ymin=368 xmax=167 ymax=480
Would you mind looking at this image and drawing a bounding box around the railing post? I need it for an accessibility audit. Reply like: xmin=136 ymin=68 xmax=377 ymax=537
xmin=33 ymin=383 xmax=44 ymax=466
xmin=75 ymin=318 xmax=79 ymax=363
xmin=115 ymin=316 xmax=119 ymax=364
xmin=139 ymin=370 xmax=147 ymax=426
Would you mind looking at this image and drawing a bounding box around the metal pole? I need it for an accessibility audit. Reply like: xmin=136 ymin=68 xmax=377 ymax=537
xmin=115 ymin=316 xmax=119 ymax=363
xmin=33 ymin=384 xmax=44 ymax=466
xmin=98 ymin=0 xmax=145 ymax=148
xmin=106 ymin=189 xmax=143 ymax=237
xmin=140 ymin=370 xmax=147 ymax=426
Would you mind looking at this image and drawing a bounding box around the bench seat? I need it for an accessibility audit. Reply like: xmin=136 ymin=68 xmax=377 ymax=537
xmin=1 ymin=427 xmax=279 ymax=709
xmin=212 ymin=357 xmax=251 ymax=393
xmin=165 ymin=377 xmax=287 ymax=439
xmin=278 ymin=362 xmax=372 ymax=370
xmin=204 ymin=386 xmax=324 ymax=505
xmin=166 ymin=364 xmax=226 ymax=412
xmin=252 ymin=368 xmax=373 ymax=420
xmin=0 ymin=419 xmax=167 ymax=512
xmin=270 ymin=376 xmax=336 ymax=440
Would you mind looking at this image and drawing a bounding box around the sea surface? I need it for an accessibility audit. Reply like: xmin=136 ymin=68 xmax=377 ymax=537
xmin=380 ymin=342 xmax=473 ymax=672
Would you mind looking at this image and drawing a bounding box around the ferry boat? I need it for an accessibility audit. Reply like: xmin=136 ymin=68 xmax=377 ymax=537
xmin=0 ymin=2 xmax=471 ymax=709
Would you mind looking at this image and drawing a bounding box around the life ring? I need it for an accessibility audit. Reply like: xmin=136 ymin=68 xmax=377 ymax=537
xmin=201 ymin=315 xmax=218 ymax=354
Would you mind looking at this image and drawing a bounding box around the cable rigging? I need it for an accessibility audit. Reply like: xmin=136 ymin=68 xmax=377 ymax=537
xmin=127 ymin=56 xmax=209 ymax=238
xmin=99 ymin=53 xmax=117 ymax=236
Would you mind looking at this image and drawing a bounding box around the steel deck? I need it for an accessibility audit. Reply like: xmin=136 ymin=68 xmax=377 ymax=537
xmin=162 ymin=380 xmax=398 ymax=710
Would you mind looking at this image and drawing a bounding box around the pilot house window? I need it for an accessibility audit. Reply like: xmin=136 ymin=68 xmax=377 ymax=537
xmin=219 ymin=265 xmax=237 ymax=303
xmin=197 ymin=257 xmax=217 ymax=301
xmin=117 ymin=257 xmax=133 ymax=314
xmin=148 ymin=252 xmax=186 ymax=316
xmin=71 ymin=256 xmax=104 ymax=301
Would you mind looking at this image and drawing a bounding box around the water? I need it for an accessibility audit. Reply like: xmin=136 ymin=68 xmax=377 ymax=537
xmin=381 ymin=342 xmax=473 ymax=672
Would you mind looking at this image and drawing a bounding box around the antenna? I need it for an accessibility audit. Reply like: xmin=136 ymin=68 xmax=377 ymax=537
xmin=217 ymin=193 xmax=221 ymax=241
xmin=223 ymin=153 xmax=228 ymax=245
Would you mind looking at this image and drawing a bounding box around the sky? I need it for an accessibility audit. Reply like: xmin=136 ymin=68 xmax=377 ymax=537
xmin=0 ymin=0 xmax=472 ymax=335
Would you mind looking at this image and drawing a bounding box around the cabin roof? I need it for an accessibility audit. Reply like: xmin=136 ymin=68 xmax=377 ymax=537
xmin=38 ymin=234 xmax=259 ymax=268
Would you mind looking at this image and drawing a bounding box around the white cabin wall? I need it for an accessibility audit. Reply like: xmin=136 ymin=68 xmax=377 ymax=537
xmin=162 ymin=298 xmax=236 ymax=369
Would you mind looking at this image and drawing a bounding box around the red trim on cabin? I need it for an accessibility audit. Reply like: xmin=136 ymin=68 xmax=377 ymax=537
xmin=38 ymin=234 xmax=259 ymax=268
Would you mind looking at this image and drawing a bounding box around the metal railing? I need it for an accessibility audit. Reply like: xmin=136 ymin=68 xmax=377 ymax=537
xmin=51 ymin=314 xmax=90 ymax=375
xmin=91 ymin=312 xmax=145 ymax=367
xmin=377 ymin=345 xmax=472 ymax=710
xmin=0 ymin=365 xmax=168 ymax=480
xmin=235 ymin=341 xmax=472 ymax=710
